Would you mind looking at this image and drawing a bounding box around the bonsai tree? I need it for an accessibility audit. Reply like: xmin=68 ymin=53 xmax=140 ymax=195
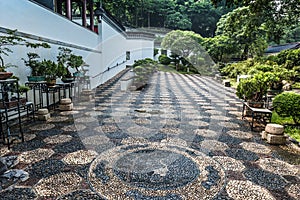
xmin=57 ymin=47 xmax=84 ymax=78
xmin=22 ymin=53 xmax=47 ymax=77
xmin=0 ymin=30 xmax=24 ymax=72
xmin=0 ymin=29 xmax=50 ymax=73
xmin=42 ymin=59 xmax=65 ymax=83
xmin=236 ymin=72 xmax=278 ymax=104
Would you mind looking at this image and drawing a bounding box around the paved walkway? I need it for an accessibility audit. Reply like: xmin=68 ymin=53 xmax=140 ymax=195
xmin=0 ymin=71 xmax=299 ymax=199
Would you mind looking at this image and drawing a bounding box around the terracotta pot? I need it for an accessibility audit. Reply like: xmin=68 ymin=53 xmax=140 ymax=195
xmin=0 ymin=72 xmax=13 ymax=80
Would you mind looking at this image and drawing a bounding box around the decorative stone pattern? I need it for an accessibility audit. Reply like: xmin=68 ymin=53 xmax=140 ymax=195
xmin=227 ymin=130 xmax=253 ymax=139
xmin=34 ymin=172 xmax=82 ymax=197
xmin=18 ymin=148 xmax=55 ymax=164
xmin=43 ymin=135 xmax=73 ymax=144
xmin=62 ymin=124 xmax=86 ymax=132
xmin=57 ymin=190 xmax=105 ymax=200
xmin=29 ymin=123 xmax=55 ymax=131
xmin=189 ymin=120 xmax=209 ymax=127
xmin=194 ymin=129 xmax=220 ymax=138
xmin=213 ymin=156 xmax=245 ymax=171
xmin=47 ymin=116 xmax=69 ymax=123
xmin=200 ymin=140 xmax=229 ymax=152
xmin=226 ymin=180 xmax=275 ymax=200
xmin=258 ymin=158 xmax=299 ymax=176
xmin=240 ymin=142 xmax=272 ymax=154
xmin=287 ymin=184 xmax=300 ymax=199
xmin=89 ymin=144 xmax=226 ymax=200
xmin=62 ymin=150 xmax=98 ymax=165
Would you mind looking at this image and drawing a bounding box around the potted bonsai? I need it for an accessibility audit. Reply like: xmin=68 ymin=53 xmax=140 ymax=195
xmin=42 ymin=59 xmax=65 ymax=86
xmin=57 ymin=47 xmax=84 ymax=82
xmin=236 ymin=72 xmax=277 ymax=108
xmin=22 ymin=52 xmax=47 ymax=82
xmin=0 ymin=30 xmax=24 ymax=79
xmin=0 ymin=29 xmax=50 ymax=80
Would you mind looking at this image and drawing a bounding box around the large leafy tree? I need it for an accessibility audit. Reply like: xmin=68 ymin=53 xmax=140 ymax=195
xmin=187 ymin=0 xmax=232 ymax=37
xmin=99 ymin=0 xmax=231 ymax=35
xmin=211 ymin=0 xmax=300 ymax=44
xmin=215 ymin=6 xmax=268 ymax=59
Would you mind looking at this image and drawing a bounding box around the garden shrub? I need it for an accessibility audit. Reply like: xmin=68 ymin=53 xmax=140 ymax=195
xmin=273 ymin=92 xmax=300 ymax=124
xmin=133 ymin=58 xmax=157 ymax=68
xmin=158 ymin=54 xmax=171 ymax=65
xmin=221 ymin=59 xmax=255 ymax=78
xmin=275 ymin=49 xmax=300 ymax=69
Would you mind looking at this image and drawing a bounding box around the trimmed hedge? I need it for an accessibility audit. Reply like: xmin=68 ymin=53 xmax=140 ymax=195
xmin=273 ymin=92 xmax=300 ymax=124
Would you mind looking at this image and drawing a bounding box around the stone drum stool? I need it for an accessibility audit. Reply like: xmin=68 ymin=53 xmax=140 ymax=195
xmin=262 ymin=123 xmax=287 ymax=145
xmin=37 ymin=108 xmax=50 ymax=121
xmin=59 ymin=98 xmax=73 ymax=111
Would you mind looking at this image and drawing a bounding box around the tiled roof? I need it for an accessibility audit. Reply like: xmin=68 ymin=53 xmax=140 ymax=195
xmin=265 ymin=42 xmax=300 ymax=53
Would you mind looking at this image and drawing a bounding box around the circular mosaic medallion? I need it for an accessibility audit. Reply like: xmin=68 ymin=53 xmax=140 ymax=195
xmin=89 ymin=143 xmax=226 ymax=200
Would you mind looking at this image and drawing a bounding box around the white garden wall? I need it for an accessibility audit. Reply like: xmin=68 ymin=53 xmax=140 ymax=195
xmin=0 ymin=0 xmax=154 ymax=89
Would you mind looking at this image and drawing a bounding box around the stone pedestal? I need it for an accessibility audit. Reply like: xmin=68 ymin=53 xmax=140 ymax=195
xmin=262 ymin=123 xmax=287 ymax=145
xmin=80 ymin=89 xmax=93 ymax=101
xmin=37 ymin=108 xmax=50 ymax=121
xmin=59 ymin=98 xmax=73 ymax=111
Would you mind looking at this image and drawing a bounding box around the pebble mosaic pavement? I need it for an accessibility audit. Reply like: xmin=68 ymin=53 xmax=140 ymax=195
xmin=0 ymin=71 xmax=300 ymax=200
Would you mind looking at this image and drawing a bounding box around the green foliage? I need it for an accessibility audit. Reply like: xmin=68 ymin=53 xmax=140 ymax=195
xmin=0 ymin=30 xmax=25 ymax=70
xmin=211 ymin=0 xmax=300 ymax=44
xmin=161 ymin=30 xmax=215 ymax=74
xmin=18 ymin=85 xmax=30 ymax=95
xmin=101 ymin=0 xmax=230 ymax=37
xmin=275 ymin=49 xmax=300 ymax=69
xmin=132 ymin=58 xmax=157 ymax=86
xmin=221 ymin=59 xmax=254 ymax=77
xmin=273 ymin=92 xmax=300 ymax=124
xmin=22 ymin=53 xmax=45 ymax=76
xmin=158 ymin=54 xmax=171 ymax=65
xmin=284 ymin=126 xmax=300 ymax=142
xmin=216 ymin=6 xmax=268 ymax=60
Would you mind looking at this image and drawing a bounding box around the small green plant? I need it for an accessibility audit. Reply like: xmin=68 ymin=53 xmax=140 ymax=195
xmin=18 ymin=85 xmax=30 ymax=96
xmin=273 ymin=92 xmax=300 ymax=124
